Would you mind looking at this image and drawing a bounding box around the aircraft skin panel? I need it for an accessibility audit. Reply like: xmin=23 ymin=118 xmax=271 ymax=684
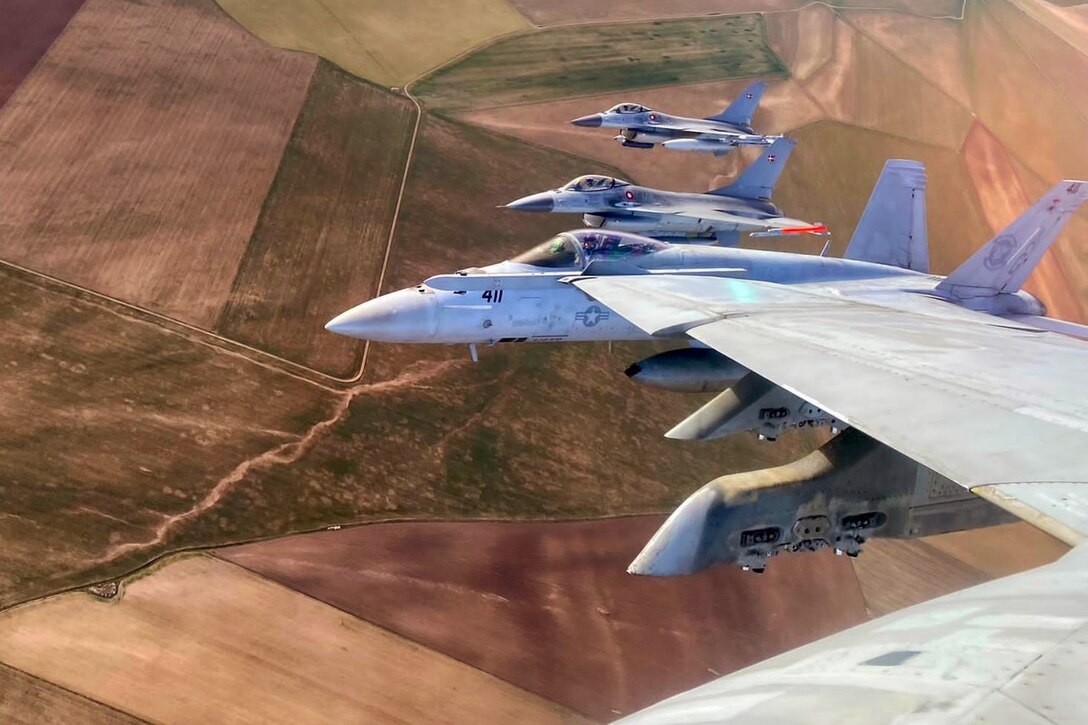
xmin=572 ymin=274 xmax=1088 ymax=543
xmin=618 ymin=545 xmax=1088 ymax=724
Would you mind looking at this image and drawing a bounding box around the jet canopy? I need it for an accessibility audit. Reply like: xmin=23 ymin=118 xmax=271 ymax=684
xmin=607 ymin=103 xmax=651 ymax=115
xmin=561 ymin=175 xmax=630 ymax=192
xmin=508 ymin=231 xmax=669 ymax=269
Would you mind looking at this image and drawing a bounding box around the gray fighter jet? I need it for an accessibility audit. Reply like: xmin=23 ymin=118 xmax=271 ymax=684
xmin=569 ymin=81 xmax=780 ymax=154
xmin=503 ymin=138 xmax=824 ymax=245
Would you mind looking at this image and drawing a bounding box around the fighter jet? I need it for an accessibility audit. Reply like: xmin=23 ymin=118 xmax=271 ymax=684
xmin=503 ymin=138 xmax=824 ymax=246
xmin=327 ymin=160 xmax=1088 ymax=572
xmin=569 ymin=81 xmax=780 ymax=155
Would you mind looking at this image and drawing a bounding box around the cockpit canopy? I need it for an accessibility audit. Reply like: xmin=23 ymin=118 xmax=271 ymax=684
xmin=606 ymin=103 xmax=650 ymax=115
xmin=561 ymin=175 xmax=630 ymax=192
xmin=508 ymin=231 xmax=669 ymax=269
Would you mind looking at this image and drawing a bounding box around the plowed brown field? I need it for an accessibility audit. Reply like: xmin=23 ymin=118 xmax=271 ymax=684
xmin=0 ymin=0 xmax=316 ymax=327
xmin=220 ymin=518 xmax=868 ymax=721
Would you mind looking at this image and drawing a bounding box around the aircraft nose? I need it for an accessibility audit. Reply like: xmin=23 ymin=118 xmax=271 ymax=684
xmin=504 ymin=191 xmax=554 ymax=212
xmin=569 ymin=114 xmax=602 ymax=127
xmin=324 ymin=288 xmax=438 ymax=342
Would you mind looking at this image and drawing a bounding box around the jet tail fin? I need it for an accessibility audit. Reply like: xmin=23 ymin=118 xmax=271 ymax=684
xmin=844 ymin=160 xmax=929 ymax=272
xmin=708 ymin=137 xmax=794 ymax=201
xmin=704 ymin=81 xmax=766 ymax=130
xmin=937 ymin=180 xmax=1088 ymax=299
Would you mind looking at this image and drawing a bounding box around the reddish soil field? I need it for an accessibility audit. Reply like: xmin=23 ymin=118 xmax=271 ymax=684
xmin=962 ymin=121 xmax=1085 ymax=322
xmin=852 ymin=522 xmax=1068 ymax=617
xmin=0 ymin=0 xmax=316 ymax=327
xmin=0 ymin=0 xmax=85 ymax=109
xmin=220 ymin=517 xmax=868 ymax=721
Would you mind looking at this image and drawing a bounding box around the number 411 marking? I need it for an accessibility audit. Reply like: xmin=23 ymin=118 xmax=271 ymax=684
xmin=482 ymin=289 xmax=504 ymax=303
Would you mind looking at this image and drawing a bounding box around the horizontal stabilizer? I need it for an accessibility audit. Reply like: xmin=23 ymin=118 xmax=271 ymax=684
xmin=704 ymin=80 xmax=766 ymax=130
xmin=937 ymin=180 xmax=1088 ymax=299
xmin=844 ymin=159 xmax=928 ymax=272
xmin=708 ymin=137 xmax=795 ymax=201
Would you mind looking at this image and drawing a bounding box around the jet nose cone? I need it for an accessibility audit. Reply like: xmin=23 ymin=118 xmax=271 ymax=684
xmin=569 ymin=114 xmax=602 ymax=128
xmin=325 ymin=288 xmax=438 ymax=342
xmin=504 ymin=192 xmax=555 ymax=212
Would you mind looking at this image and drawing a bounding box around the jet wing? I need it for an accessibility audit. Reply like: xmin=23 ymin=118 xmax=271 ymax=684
xmin=570 ymin=274 xmax=1088 ymax=544
xmin=621 ymin=542 xmax=1088 ymax=724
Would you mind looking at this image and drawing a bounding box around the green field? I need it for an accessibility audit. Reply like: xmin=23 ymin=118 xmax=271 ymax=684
xmin=218 ymin=63 xmax=415 ymax=378
xmin=415 ymin=15 xmax=786 ymax=111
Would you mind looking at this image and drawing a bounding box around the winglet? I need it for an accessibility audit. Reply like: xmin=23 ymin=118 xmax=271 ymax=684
xmin=937 ymin=181 xmax=1088 ymax=299
xmin=704 ymin=81 xmax=766 ymax=130
xmin=708 ymin=137 xmax=795 ymax=201
xmin=844 ymin=159 xmax=929 ymax=273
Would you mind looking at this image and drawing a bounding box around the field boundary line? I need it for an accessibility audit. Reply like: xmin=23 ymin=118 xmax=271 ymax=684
xmin=0 ymin=660 xmax=152 ymax=724
xmin=0 ymin=258 xmax=343 ymax=392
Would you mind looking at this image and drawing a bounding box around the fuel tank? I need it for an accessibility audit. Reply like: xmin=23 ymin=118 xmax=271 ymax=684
xmin=625 ymin=348 xmax=747 ymax=393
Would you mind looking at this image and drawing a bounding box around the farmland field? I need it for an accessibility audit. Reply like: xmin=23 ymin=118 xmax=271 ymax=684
xmin=0 ymin=661 xmax=143 ymax=725
xmin=414 ymin=14 xmax=786 ymax=111
xmin=218 ymin=63 xmax=415 ymax=377
xmin=214 ymin=0 xmax=529 ymax=87
xmin=0 ymin=268 xmax=336 ymax=608
xmin=0 ymin=0 xmax=86 ymax=108
xmin=0 ymin=556 xmax=584 ymax=724
xmin=0 ymin=0 xmax=315 ymax=327
xmin=221 ymin=518 xmax=867 ymax=721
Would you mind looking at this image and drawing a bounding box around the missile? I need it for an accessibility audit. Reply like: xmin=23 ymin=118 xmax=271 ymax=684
xmin=750 ymin=224 xmax=829 ymax=238
xmin=625 ymin=348 xmax=747 ymax=393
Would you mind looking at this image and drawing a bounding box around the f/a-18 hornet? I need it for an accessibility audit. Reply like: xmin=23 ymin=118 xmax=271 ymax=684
xmin=329 ymin=165 xmax=1088 ymax=720
xmin=503 ymin=137 xmax=825 ymax=245
xmin=569 ymin=80 xmax=780 ymax=154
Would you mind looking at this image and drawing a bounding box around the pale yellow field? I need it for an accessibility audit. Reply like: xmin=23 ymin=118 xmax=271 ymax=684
xmin=214 ymin=0 xmax=530 ymax=86
xmin=0 ymin=556 xmax=586 ymax=725
xmin=839 ymin=10 xmax=970 ymax=107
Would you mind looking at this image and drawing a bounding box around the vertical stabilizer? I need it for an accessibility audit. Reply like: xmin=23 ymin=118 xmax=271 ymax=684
xmin=704 ymin=81 xmax=766 ymax=130
xmin=708 ymin=138 xmax=794 ymax=201
xmin=937 ymin=181 xmax=1088 ymax=299
xmin=844 ymin=160 xmax=928 ymax=272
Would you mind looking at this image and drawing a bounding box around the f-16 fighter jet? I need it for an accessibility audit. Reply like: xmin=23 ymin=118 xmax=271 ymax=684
xmin=569 ymin=81 xmax=780 ymax=154
xmin=503 ymin=138 xmax=824 ymax=245
xmin=329 ymin=160 xmax=1088 ymax=560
